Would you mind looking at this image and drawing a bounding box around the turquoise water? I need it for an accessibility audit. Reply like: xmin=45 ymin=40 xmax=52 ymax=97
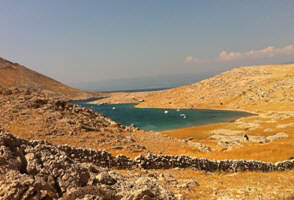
xmin=72 ymin=100 xmax=253 ymax=132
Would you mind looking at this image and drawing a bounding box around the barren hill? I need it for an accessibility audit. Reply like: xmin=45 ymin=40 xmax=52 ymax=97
xmin=0 ymin=57 xmax=100 ymax=99
xmin=91 ymin=64 xmax=294 ymax=112
xmin=132 ymin=64 xmax=294 ymax=112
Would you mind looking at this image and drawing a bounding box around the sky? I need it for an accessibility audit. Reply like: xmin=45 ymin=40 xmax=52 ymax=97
xmin=1 ymin=1 xmax=294 ymax=90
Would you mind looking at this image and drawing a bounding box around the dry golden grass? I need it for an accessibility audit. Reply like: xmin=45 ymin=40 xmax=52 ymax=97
xmin=117 ymin=168 xmax=294 ymax=200
xmin=87 ymin=64 xmax=294 ymax=163
xmin=4 ymin=110 xmax=294 ymax=200
xmin=135 ymin=64 xmax=294 ymax=113
xmin=159 ymin=114 xmax=294 ymax=162
xmin=85 ymin=64 xmax=294 ymax=163
xmin=92 ymin=64 xmax=294 ymax=115
xmin=1 ymin=58 xmax=294 ymax=199
xmin=6 ymin=110 xmax=294 ymax=163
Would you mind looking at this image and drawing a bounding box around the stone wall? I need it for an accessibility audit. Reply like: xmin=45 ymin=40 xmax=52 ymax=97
xmin=53 ymin=141 xmax=294 ymax=172
xmin=9 ymin=133 xmax=294 ymax=173
xmin=0 ymin=129 xmax=175 ymax=199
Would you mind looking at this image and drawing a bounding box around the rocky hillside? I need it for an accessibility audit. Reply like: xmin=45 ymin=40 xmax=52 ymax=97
xmin=1 ymin=74 xmax=294 ymax=199
xmin=1 ymin=127 xmax=294 ymax=199
xmin=0 ymin=129 xmax=175 ymax=199
xmin=0 ymin=87 xmax=136 ymax=137
xmin=134 ymin=64 xmax=294 ymax=112
xmin=0 ymin=57 xmax=101 ymax=100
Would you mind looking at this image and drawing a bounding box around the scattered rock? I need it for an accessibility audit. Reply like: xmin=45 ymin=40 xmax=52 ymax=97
xmin=236 ymin=123 xmax=261 ymax=131
xmin=175 ymin=194 xmax=186 ymax=200
xmin=0 ymin=128 xmax=176 ymax=200
xmin=120 ymin=177 xmax=176 ymax=200
xmin=0 ymin=88 xmax=138 ymax=138
xmin=276 ymin=123 xmax=294 ymax=129
xmin=96 ymin=172 xmax=116 ymax=185
xmin=264 ymin=128 xmax=273 ymax=133
xmin=209 ymin=131 xmax=288 ymax=146
xmin=187 ymin=141 xmax=211 ymax=152
xmin=266 ymin=132 xmax=288 ymax=142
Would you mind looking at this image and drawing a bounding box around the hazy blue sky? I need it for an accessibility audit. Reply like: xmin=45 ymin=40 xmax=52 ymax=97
xmin=1 ymin=1 xmax=294 ymax=88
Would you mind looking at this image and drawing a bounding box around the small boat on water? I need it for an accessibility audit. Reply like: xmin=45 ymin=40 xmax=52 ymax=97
xmin=176 ymin=108 xmax=180 ymax=112
xmin=112 ymin=107 xmax=116 ymax=110
xmin=180 ymin=114 xmax=187 ymax=119
xmin=164 ymin=110 xmax=168 ymax=114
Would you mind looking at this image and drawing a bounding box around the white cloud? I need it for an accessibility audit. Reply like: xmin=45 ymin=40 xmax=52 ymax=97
xmin=218 ymin=44 xmax=294 ymax=61
xmin=185 ymin=44 xmax=294 ymax=64
xmin=218 ymin=51 xmax=242 ymax=61
xmin=184 ymin=56 xmax=208 ymax=64
xmin=184 ymin=56 xmax=194 ymax=63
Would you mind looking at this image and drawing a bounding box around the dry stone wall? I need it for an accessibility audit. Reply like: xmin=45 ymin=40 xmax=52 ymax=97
xmin=56 ymin=140 xmax=294 ymax=173
xmin=0 ymin=129 xmax=175 ymax=200
xmin=3 ymin=128 xmax=294 ymax=173
xmin=1 ymin=128 xmax=294 ymax=199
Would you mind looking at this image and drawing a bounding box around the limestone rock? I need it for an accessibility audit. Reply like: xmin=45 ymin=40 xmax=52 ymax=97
xmin=0 ymin=129 xmax=175 ymax=200
xmin=96 ymin=172 xmax=116 ymax=185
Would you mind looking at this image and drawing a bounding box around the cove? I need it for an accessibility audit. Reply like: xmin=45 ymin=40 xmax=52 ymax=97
xmin=72 ymin=100 xmax=253 ymax=132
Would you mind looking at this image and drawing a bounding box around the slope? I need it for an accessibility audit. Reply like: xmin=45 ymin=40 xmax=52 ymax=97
xmin=0 ymin=57 xmax=100 ymax=99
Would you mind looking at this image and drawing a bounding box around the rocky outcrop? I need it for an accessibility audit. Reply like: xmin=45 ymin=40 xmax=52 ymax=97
xmin=0 ymin=129 xmax=175 ymax=200
xmin=0 ymin=88 xmax=137 ymax=137
xmin=209 ymin=128 xmax=289 ymax=146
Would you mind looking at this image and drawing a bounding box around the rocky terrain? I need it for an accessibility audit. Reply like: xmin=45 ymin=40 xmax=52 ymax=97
xmin=89 ymin=64 xmax=294 ymax=162
xmin=209 ymin=128 xmax=288 ymax=146
xmin=0 ymin=87 xmax=137 ymax=136
xmin=0 ymin=87 xmax=151 ymax=155
xmin=1 ymin=59 xmax=294 ymax=199
xmin=137 ymin=64 xmax=294 ymax=112
xmin=92 ymin=64 xmax=294 ymax=113
xmin=2 ymin=127 xmax=294 ymax=200
xmin=0 ymin=128 xmax=175 ymax=200
xmin=0 ymin=57 xmax=102 ymax=100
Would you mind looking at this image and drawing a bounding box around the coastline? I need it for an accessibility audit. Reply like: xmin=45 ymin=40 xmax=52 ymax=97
xmin=159 ymin=115 xmax=255 ymax=139
xmin=1 ymin=58 xmax=294 ymax=199
xmin=73 ymin=65 xmax=294 ymax=162
xmin=83 ymin=99 xmax=255 ymax=132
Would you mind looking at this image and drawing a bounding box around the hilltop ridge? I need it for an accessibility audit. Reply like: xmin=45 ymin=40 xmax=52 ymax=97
xmin=0 ymin=57 xmax=101 ymax=100
xmin=136 ymin=64 xmax=294 ymax=112
xmin=92 ymin=64 xmax=294 ymax=113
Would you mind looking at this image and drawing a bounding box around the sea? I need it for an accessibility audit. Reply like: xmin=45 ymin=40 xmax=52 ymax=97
xmin=72 ymin=88 xmax=252 ymax=131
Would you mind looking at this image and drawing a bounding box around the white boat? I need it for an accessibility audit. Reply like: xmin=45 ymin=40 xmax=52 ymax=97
xmin=164 ymin=110 xmax=168 ymax=114
xmin=112 ymin=107 xmax=116 ymax=110
xmin=180 ymin=114 xmax=187 ymax=119
xmin=176 ymin=108 xmax=180 ymax=112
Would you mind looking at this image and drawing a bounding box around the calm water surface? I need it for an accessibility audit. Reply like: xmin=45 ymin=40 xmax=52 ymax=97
xmin=72 ymin=100 xmax=252 ymax=131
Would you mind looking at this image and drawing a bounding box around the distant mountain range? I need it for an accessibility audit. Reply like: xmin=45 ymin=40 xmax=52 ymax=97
xmin=283 ymin=61 xmax=294 ymax=64
xmin=71 ymin=72 xmax=219 ymax=92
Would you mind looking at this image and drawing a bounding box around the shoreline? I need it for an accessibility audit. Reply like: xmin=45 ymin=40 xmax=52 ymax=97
xmin=159 ymin=114 xmax=254 ymax=135
xmin=81 ymin=99 xmax=255 ymax=132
